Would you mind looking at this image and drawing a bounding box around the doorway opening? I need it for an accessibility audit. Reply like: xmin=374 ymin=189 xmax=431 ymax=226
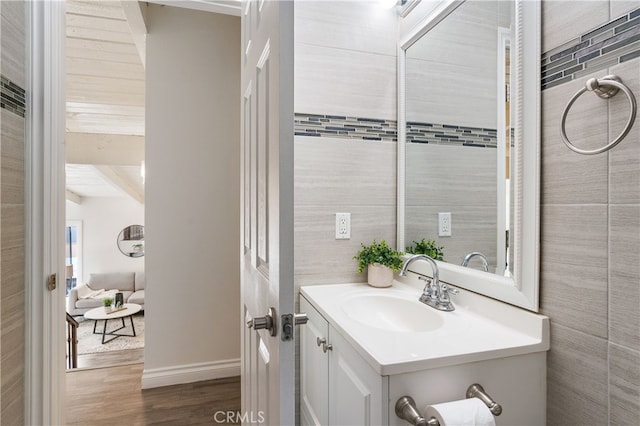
xmin=63 ymin=0 xmax=146 ymax=371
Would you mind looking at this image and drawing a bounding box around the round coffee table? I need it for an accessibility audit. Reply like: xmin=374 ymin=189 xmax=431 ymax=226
xmin=84 ymin=303 xmax=142 ymax=344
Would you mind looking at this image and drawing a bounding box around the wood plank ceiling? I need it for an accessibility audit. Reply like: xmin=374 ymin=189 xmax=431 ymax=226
xmin=65 ymin=0 xmax=146 ymax=204
xmin=65 ymin=0 xmax=241 ymax=204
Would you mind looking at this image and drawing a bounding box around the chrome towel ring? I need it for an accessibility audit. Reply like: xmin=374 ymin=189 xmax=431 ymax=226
xmin=561 ymin=75 xmax=637 ymax=155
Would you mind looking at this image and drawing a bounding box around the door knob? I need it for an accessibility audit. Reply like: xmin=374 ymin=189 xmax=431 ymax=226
xmin=247 ymin=307 xmax=277 ymax=337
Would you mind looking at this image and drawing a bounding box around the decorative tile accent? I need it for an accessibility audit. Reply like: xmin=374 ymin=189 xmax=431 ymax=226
xmin=294 ymin=113 xmax=397 ymax=142
xmin=294 ymin=113 xmax=498 ymax=148
xmin=542 ymin=7 xmax=640 ymax=91
xmin=406 ymin=121 xmax=497 ymax=148
xmin=0 ymin=75 xmax=25 ymax=118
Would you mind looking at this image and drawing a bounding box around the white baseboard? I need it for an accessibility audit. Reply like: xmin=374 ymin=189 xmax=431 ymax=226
xmin=141 ymin=358 xmax=241 ymax=389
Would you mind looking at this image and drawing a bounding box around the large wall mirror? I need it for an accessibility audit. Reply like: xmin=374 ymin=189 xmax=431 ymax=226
xmin=397 ymin=0 xmax=540 ymax=311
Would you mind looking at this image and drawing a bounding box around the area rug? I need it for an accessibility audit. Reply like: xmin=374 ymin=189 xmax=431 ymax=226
xmin=76 ymin=313 xmax=145 ymax=354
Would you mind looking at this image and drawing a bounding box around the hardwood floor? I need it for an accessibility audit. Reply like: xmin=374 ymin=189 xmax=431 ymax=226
xmin=66 ymin=364 xmax=241 ymax=425
xmin=75 ymin=348 xmax=145 ymax=369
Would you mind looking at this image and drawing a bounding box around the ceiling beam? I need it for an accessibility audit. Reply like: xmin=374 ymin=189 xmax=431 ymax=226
xmin=120 ymin=1 xmax=148 ymax=68
xmin=145 ymin=0 xmax=241 ymax=16
xmin=66 ymin=132 xmax=144 ymax=166
xmin=66 ymin=189 xmax=83 ymax=205
xmin=93 ymin=165 xmax=145 ymax=204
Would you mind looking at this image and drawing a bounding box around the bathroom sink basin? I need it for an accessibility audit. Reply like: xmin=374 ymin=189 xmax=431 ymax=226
xmin=301 ymin=282 xmax=550 ymax=375
xmin=342 ymin=294 xmax=444 ymax=332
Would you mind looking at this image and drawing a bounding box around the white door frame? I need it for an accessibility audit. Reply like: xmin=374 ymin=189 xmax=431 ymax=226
xmin=25 ymin=1 xmax=66 ymax=424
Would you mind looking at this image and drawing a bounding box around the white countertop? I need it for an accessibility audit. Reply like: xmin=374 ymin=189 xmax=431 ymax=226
xmin=300 ymin=281 xmax=549 ymax=376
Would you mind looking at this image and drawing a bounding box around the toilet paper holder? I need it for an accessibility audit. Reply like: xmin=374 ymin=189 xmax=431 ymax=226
xmin=395 ymin=383 xmax=502 ymax=426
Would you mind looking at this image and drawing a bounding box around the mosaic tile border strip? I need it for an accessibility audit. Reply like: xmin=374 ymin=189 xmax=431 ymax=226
xmin=1 ymin=75 xmax=26 ymax=118
xmin=294 ymin=113 xmax=497 ymax=148
xmin=406 ymin=122 xmax=497 ymax=148
xmin=541 ymin=7 xmax=640 ymax=91
xmin=294 ymin=113 xmax=397 ymax=142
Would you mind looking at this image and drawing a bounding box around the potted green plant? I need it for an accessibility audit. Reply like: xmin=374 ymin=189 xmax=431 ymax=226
xmin=406 ymin=238 xmax=445 ymax=261
xmin=354 ymin=239 xmax=403 ymax=287
xmin=103 ymin=297 xmax=114 ymax=312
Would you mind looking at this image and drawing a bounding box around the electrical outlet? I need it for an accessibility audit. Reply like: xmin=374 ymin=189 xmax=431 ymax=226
xmin=438 ymin=212 xmax=452 ymax=237
xmin=335 ymin=213 xmax=351 ymax=239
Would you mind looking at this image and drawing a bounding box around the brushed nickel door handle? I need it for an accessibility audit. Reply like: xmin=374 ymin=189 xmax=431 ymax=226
xmin=247 ymin=307 xmax=277 ymax=337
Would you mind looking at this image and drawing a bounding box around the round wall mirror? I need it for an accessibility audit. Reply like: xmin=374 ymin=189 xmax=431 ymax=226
xmin=117 ymin=224 xmax=145 ymax=258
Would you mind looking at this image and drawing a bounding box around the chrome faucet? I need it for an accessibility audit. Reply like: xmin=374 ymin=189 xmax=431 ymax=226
xmin=461 ymin=251 xmax=489 ymax=272
xmin=399 ymin=254 xmax=456 ymax=312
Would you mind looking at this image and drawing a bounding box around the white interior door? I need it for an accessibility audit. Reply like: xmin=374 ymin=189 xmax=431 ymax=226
xmin=240 ymin=1 xmax=295 ymax=425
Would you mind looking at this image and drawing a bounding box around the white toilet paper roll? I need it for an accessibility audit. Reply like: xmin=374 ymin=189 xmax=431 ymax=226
xmin=424 ymin=397 xmax=496 ymax=426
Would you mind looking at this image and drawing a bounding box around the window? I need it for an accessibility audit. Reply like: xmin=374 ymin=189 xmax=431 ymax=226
xmin=65 ymin=220 xmax=83 ymax=295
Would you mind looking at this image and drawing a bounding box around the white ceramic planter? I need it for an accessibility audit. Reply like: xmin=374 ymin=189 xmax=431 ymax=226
xmin=367 ymin=263 xmax=394 ymax=288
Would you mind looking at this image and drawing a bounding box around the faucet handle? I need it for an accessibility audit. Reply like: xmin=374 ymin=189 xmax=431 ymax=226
xmin=441 ymin=284 xmax=459 ymax=295
xmin=418 ymin=276 xmax=434 ymax=295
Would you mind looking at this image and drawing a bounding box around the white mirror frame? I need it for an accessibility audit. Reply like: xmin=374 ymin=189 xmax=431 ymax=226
xmin=397 ymin=0 xmax=540 ymax=311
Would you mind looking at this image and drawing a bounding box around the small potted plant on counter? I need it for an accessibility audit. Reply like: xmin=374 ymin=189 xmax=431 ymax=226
xmin=354 ymin=239 xmax=403 ymax=288
xmin=103 ymin=297 xmax=114 ymax=312
xmin=406 ymin=238 xmax=445 ymax=261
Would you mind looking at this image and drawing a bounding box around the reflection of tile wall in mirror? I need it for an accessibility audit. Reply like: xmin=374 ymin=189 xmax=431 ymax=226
xmin=403 ymin=0 xmax=513 ymax=276
xmin=405 ymin=143 xmax=497 ymax=271
xmin=405 ymin=0 xmax=512 ymax=129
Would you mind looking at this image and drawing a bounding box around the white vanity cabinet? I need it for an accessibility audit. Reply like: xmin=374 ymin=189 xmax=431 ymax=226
xmin=301 ymin=296 xmax=388 ymax=426
xmin=300 ymin=283 xmax=550 ymax=426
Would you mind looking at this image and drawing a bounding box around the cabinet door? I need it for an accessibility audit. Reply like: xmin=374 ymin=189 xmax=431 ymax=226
xmin=300 ymin=297 xmax=329 ymax=426
xmin=329 ymin=325 xmax=387 ymax=426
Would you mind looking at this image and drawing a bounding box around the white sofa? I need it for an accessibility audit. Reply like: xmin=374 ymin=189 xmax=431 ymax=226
xmin=67 ymin=272 xmax=145 ymax=316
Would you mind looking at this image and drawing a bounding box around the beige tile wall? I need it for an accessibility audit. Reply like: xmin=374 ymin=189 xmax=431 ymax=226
xmin=294 ymin=2 xmax=398 ymax=289
xmin=294 ymin=1 xmax=397 ymax=121
xmin=541 ymin=1 xmax=640 ymax=423
xmin=294 ymin=137 xmax=397 ymax=287
xmin=0 ymin=0 xmax=25 ymax=424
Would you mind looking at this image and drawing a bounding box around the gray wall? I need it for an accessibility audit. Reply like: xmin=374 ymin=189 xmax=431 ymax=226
xmin=0 ymin=0 xmax=25 ymax=423
xmin=540 ymin=1 xmax=640 ymax=424
xmin=144 ymin=4 xmax=241 ymax=381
